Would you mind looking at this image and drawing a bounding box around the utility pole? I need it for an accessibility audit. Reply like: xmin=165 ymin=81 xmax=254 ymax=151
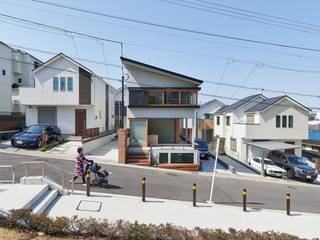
xmin=208 ymin=136 xmax=220 ymax=204
xmin=120 ymin=43 xmax=125 ymax=129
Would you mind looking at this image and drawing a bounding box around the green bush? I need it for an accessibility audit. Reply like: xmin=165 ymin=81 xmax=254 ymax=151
xmin=0 ymin=209 xmax=304 ymax=240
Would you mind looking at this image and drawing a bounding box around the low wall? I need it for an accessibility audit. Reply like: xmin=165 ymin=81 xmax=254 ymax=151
xmin=82 ymin=133 xmax=116 ymax=153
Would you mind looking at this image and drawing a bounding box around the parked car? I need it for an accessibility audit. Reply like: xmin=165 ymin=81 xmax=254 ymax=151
xmin=268 ymin=151 xmax=318 ymax=182
xmin=195 ymin=139 xmax=210 ymax=160
xmin=248 ymin=157 xmax=286 ymax=177
xmin=11 ymin=125 xmax=61 ymax=148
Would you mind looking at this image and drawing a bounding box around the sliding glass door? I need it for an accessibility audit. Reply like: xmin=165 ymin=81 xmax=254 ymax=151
xmin=130 ymin=119 xmax=147 ymax=146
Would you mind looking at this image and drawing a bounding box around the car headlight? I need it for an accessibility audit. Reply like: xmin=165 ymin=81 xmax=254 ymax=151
xmin=32 ymin=137 xmax=38 ymax=141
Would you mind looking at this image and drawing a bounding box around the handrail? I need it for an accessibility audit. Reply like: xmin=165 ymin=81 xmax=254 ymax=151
xmin=21 ymin=161 xmax=74 ymax=194
xmin=0 ymin=165 xmax=15 ymax=184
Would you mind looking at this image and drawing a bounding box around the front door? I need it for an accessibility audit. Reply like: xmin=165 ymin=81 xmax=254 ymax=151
xmin=75 ymin=109 xmax=86 ymax=136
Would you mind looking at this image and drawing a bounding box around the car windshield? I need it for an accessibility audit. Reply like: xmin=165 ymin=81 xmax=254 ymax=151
xmin=25 ymin=126 xmax=46 ymax=134
xmin=264 ymin=159 xmax=274 ymax=165
xmin=287 ymin=156 xmax=307 ymax=165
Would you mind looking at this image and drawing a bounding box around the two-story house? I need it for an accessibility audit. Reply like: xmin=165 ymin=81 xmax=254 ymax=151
xmin=0 ymin=41 xmax=42 ymax=113
xmin=20 ymin=53 xmax=115 ymax=137
xmin=121 ymin=57 xmax=202 ymax=169
xmin=214 ymin=94 xmax=310 ymax=163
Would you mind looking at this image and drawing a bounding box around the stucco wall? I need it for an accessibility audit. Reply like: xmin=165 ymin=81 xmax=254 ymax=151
xmin=0 ymin=44 xmax=12 ymax=112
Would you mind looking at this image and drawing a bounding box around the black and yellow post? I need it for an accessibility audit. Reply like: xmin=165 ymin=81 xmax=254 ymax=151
xmin=192 ymin=183 xmax=197 ymax=207
xmin=86 ymin=172 xmax=91 ymax=197
xmin=141 ymin=177 xmax=146 ymax=202
xmin=242 ymin=189 xmax=247 ymax=212
xmin=286 ymin=193 xmax=291 ymax=215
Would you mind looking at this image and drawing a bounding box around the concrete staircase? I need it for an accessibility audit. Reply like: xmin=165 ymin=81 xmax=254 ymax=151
xmin=0 ymin=184 xmax=60 ymax=215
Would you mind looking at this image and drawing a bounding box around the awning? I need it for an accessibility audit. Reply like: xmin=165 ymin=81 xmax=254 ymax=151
xmin=243 ymin=141 xmax=301 ymax=151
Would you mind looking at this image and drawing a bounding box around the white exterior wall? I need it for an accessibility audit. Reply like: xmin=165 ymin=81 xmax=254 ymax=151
xmin=25 ymin=107 xmax=38 ymax=126
xmin=108 ymin=86 xmax=115 ymax=130
xmin=93 ymin=76 xmax=106 ymax=132
xmin=57 ymin=107 xmax=75 ymax=134
xmin=126 ymin=66 xmax=197 ymax=88
xmin=128 ymin=108 xmax=196 ymax=120
xmin=0 ymin=43 xmax=12 ymax=113
xmin=20 ymin=57 xmax=79 ymax=106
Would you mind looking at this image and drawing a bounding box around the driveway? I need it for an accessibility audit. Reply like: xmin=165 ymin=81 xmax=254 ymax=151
xmin=218 ymin=155 xmax=259 ymax=175
xmin=87 ymin=140 xmax=118 ymax=164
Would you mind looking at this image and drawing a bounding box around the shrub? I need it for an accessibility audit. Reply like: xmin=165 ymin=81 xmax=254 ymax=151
xmin=0 ymin=209 xmax=304 ymax=240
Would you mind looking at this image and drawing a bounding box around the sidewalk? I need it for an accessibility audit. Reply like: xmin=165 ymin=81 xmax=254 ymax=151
xmin=48 ymin=191 xmax=320 ymax=239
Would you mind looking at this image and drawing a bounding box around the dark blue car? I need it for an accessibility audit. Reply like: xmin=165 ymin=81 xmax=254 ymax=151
xmin=195 ymin=139 xmax=210 ymax=160
xmin=11 ymin=125 xmax=61 ymax=148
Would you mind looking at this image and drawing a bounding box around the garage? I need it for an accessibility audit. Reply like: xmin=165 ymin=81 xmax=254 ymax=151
xmin=38 ymin=107 xmax=57 ymax=125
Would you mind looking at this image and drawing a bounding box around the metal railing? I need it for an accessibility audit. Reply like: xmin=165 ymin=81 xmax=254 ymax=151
xmin=0 ymin=165 xmax=15 ymax=184
xmin=21 ymin=161 xmax=74 ymax=194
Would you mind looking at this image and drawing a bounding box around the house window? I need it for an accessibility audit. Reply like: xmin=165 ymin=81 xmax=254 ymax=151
xmin=288 ymin=115 xmax=293 ymax=128
xmin=282 ymin=115 xmax=287 ymax=128
xmin=226 ymin=116 xmax=231 ymax=126
xmin=181 ymin=91 xmax=195 ymax=104
xmin=34 ymin=61 xmax=39 ymax=69
xmin=18 ymin=78 xmax=22 ymax=83
xmin=60 ymin=77 xmax=66 ymax=91
xmin=276 ymin=115 xmax=281 ymax=128
xmin=204 ymin=114 xmax=214 ymax=119
xmin=2 ymin=69 xmax=5 ymax=76
xmin=147 ymin=91 xmax=162 ymax=104
xmin=216 ymin=116 xmax=220 ymax=125
xmin=164 ymin=91 xmax=180 ymax=104
xmin=53 ymin=77 xmax=59 ymax=91
xmin=67 ymin=77 xmax=73 ymax=91
xmin=230 ymin=138 xmax=237 ymax=152
xmin=246 ymin=114 xmax=255 ymax=124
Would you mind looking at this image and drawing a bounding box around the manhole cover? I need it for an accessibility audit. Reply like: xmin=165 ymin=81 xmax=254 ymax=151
xmin=287 ymin=185 xmax=297 ymax=190
xmin=76 ymin=200 xmax=102 ymax=212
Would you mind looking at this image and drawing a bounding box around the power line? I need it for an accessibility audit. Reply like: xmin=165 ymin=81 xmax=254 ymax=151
xmin=2 ymin=0 xmax=320 ymax=61
xmin=160 ymin=0 xmax=320 ymax=35
xmin=23 ymin=0 xmax=320 ymax=52
xmin=1 ymin=55 xmax=319 ymax=99
xmin=195 ymin=0 xmax=320 ymax=30
xmin=214 ymin=59 xmax=232 ymax=95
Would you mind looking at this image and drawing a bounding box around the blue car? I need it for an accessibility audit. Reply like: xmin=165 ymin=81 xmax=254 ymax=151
xmin=11 ymin=125 xmax=61 ymax=148
xmin=195 ymin=139 xmax=210 ymax=160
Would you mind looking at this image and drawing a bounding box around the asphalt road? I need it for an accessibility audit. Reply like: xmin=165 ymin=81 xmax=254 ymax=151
xmin=1 ymin=152 xmax=320 ymax=213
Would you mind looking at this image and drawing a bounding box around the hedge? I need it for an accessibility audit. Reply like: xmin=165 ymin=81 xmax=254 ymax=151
xmin=0 ymin=209 xmax=305 ymax=240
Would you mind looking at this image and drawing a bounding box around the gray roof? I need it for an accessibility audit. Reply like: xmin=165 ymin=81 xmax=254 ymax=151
xmin=200 ymin=99 xmax=224 ymax=109
xmin=246 ymin=95 xmax=311 ymax=113
xmin=215 ymin=94 xmax=265 ymax=114
xmin=215 ymin=105 xmax=230 ymax=114
xmin=245 ymin=96 xmax=284 ymax=112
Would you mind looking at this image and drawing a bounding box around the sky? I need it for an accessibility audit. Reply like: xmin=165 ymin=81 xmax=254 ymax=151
xmin=1 ymin=0 xmax=320 ymax=107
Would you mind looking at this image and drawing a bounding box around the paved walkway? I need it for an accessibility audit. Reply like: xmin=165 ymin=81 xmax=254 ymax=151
xmin=218 ymin=155 xmax=258 ymax=175
xmin=87 ymin=141 xmax=118 ymax=164
xmin=48 ymin=191 xmax=320 ymax=239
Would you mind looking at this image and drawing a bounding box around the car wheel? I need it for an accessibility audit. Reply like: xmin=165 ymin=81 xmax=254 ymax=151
xmin=287 ymin=169 xmax=295 ymax=179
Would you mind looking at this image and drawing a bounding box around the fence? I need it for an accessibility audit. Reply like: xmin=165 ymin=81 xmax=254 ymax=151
xmin=82 ymin=128 xmax=99 ymax=139
xmin=0 ymin=112 xmax=25 ymax=132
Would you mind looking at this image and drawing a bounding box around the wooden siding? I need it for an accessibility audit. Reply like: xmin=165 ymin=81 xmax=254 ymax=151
xmin=79 ymin=67 xmax=91 ymax=105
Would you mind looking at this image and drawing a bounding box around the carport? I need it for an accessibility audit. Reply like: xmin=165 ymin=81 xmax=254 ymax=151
xmin=244 ymin=141 xmax=302 ymax=176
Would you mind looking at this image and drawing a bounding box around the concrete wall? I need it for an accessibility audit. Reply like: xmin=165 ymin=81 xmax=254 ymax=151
xmin=0 ymin=43 xmax=12 ymax=112
xmin=82 ymin=133 xmax=115 ymax=153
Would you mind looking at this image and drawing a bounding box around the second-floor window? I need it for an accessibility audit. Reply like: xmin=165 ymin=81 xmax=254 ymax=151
xmin=216 ymin=116 xmax=220 ymax=125
xmin=67 ymin=77 xmax=73 ymax=92
xmin=276 ymin=115 xmax=293 ymax=128
xmin=226 ymin=116 xmax=231 ymax=126
xmin=2 ymin=69 xmax=6 ymax=76
xmin=53 ymin=77 xmax=59 ymax=91
xmin=164 ymin=91 xmax=180 ymax=104
xmin=60 ymin=77 xmax=66 ymax=91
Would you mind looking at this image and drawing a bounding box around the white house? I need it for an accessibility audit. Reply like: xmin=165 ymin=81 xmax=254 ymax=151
xmin=181 ymin=99 xmax=224 ymax=142
xmin=121 ymin=57 xmax=202 ymax=169
xmin=0 ymin=41 xmax=42 ymax=113
xmin=20 ymin=53 xmax=115 ymax=136
xmin=114 ymin=85 xmax=128 ymax=129
xmin=309 ymin=108 xmax=320 ymax=129
xmin=214 ymin=94 xmax=310 ymax=163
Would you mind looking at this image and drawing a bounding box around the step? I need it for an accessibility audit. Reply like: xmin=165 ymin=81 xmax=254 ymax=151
xmin=157 ymin=164 xmax=199 ymax=172
xmin=126 ymin=159 xmax=149 ymax=164
xmin=126 ymin=154 xmax=149 ymax=159
xmin=32 ymin=189 xmax=59 ymax=215
xmin=22 ymin=185 xmax=50 ymax=210
xmin=131 ymin=162 xmax=150 ymax=166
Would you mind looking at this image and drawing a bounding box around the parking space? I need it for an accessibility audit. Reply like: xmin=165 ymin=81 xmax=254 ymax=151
xmin=200 ymin=156 xmax=229 ymax=172
xmin=218 ymin=155 xmax=259 ymax=175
